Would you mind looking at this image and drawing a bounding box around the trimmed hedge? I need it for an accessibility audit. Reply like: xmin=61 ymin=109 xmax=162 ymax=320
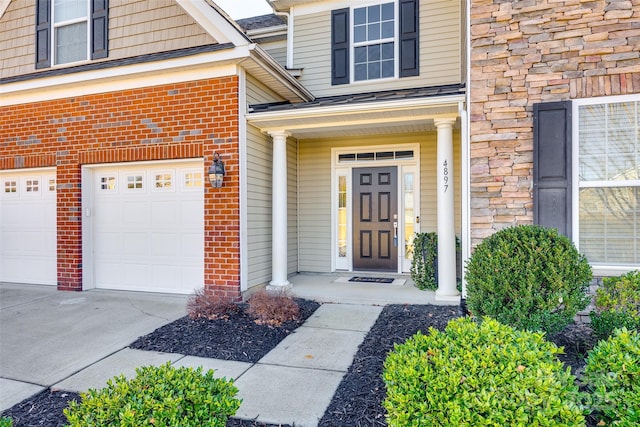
xmin=583 ymin=328 xmax=640 ymax=426
xmin=64 ymin=363 xmax=240 ymax=427
xmin=465 ymin=225 xmax=592 ymax=334
xmin=383 ymin=317 xmax=585 ymax=427
xmin=590 ymin=270 xmax=640 ymax=340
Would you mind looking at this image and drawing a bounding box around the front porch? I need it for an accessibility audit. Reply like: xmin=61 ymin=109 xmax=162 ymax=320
xmin=287 ymin=272 xmax=461 ymax=306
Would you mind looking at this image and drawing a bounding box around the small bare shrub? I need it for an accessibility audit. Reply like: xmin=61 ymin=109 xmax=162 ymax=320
xmin=187 ymin=288 xmax=240 ymax=320
xmin=247 ymin=289 xmax=300 ymax=327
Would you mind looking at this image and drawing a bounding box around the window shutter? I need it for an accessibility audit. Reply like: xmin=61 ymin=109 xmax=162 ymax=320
xmin=533 ymin=101 xmax=573 ymax=238
xmin=35 ymin=0 xmax=50 ymax=69
xmin=91 ymin=0 xmax=109 ymax=59
xmin=331 ymin=8 xmax=349 ymax=85
xmin=399 ymin=0 xmax=418 ymax=77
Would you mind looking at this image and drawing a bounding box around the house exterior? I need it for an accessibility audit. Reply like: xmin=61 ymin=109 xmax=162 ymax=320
xmin=1 ymin=0 xmax=467 ymax=301
xmin=469 ymin=0 xmax=639 ymax=279
xmin=1 ymin=0 xmax=636 ymax=302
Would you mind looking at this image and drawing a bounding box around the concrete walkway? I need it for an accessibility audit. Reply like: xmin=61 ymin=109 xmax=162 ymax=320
xmin=0 ymin=283 xmax=382 ymax=427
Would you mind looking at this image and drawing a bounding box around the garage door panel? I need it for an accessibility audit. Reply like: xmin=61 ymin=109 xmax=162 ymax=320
xmin=1 ymin=170 xmax=57 ymax=286
xmin=91 ymin=162 xmax=204 ymax=294
xmin=123 ymin=233 xmax=147 ymax=256
xmin=151 ymin=201 xmax=178 ymax=225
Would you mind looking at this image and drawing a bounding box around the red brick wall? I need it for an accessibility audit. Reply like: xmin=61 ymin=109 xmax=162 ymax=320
xmin=470 ymin=0 xmax=640 ymax=246
xmin=0 ymin=76 xmax=241 ymax=298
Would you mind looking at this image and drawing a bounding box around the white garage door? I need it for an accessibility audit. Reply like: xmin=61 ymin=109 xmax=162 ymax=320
xmin=90 ymin=161 xmax=204 ymax=294
xmin=0 ymin=169 xmax=57 ymax=285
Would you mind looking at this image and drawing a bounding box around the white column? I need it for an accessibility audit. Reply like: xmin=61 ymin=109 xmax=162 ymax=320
xmin=268 ymin=130 xmax=292 ymax=290
xmin=434 ymin=118 xmax=459 ymax=300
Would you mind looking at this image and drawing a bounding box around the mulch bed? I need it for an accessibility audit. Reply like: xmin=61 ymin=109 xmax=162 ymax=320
xmin=129 ymin=298 xmax=321 ymax=363
xmin=2 ymin=301 xmax=598 ymax=427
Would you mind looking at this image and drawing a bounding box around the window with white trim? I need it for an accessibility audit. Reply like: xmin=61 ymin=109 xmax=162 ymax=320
xmin=183 ymin=171 xmax=203 ymax=190
xmin=48 ymin=178 xmax=56 ymax=192
xmin=53 ymin=0 xmax=89 ymax=65
xmin=25 ymin=179 xmax=40 ymax=193
xmin=154 ymin=172 xmax=174 ymax=191
xmin=577 ymin=98 xmax=639 ymax=266
xmin=353 ymin=2 xmax=396 ymax=81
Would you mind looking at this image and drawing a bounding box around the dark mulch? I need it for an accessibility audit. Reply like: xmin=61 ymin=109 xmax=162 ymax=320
xmin=319 ymin=304 xmax=461 ymax=426
xmin=129 ymin=299 xmax=320 ymax=363
xmin=2 ymin=301 xmax=598 ymax=427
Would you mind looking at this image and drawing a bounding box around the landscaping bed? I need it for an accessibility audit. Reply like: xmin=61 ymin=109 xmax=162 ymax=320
xmin=2 ymin=302 xmax=597 ymax=427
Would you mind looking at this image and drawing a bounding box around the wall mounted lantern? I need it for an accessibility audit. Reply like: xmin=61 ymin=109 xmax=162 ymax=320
xmin=208 ymin=153 xmax=225 ymax=188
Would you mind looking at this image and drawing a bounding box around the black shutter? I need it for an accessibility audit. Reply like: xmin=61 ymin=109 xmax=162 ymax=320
xmin=399 ymin=0 xmax=418 ymax=77
xmin=331 ymin=8 xmax=349 ymax=85
xmin=533 ymin=101 xmax=573 ymax=238
xmin=91 ymin=0 xmax=109 ymax=59
xmin=35 ymin=0 xmax=50 ymax=69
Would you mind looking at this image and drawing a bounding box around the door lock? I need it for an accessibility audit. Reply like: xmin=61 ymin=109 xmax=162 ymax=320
xmin=393 ymin=221 xmax=398 ymax=247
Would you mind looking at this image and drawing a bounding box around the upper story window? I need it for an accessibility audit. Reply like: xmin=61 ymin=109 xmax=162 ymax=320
xmin=331 ymin=0 xmax=418 ymax=86
xmin=36 ymin=0 xmax=109 ymax=69
xmin=353 ymin=3 xmax=395 ymax=81
xmin=53 ymin=0 xmax=89 ymax=65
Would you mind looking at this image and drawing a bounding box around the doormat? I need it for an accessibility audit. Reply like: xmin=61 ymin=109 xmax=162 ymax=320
xmin=348 ymin=276 xmax=394 ymax=284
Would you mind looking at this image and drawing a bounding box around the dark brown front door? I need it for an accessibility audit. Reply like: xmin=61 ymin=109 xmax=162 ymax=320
xmin=353 ymin=167 xmax=398 ymax=271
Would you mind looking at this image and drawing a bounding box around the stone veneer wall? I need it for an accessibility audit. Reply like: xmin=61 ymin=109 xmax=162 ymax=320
xmin=469 ymin=0 xmax=640 ymax=246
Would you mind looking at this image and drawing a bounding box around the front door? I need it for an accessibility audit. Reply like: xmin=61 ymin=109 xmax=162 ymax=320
xmin=353 ymin=167 xmax=398 ymax=271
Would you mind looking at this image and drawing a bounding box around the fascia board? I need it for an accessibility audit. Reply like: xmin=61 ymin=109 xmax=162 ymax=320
xmin=248 ymin=94 xmax=466 ymax=122
xmin=176 ymin=0 xmax=249 ymax=46
xmin=0 ymin=46 xmax=251 ymax=106
xmin=0 ymin=0 xmax=10 ymax=19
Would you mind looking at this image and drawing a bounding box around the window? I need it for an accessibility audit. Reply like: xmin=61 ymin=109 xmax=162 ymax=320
xmin=48 ymin=178 xmax=56 ymax=192
xmin=126 ymin=174 xmax=143 ymax=190
xmin=577 ymin=98 xmax=639 ymax=266
xmin=353 ymin=3 xmax=395 ymax=81
xmin=36 ymin=0 xmax=109 ymax=69
xmin=183 ymin=171 xmax=203 ymax=190
xmin=53 ymin=0 xmax=89 ymax=65
xmin=25 ymin=179 xmax=40 ymax=193
xmin=3 ymin=180 xmax=17 ymax=193
xmin=331 ymin=0 xmax=417 ymax=85
xmin=100 ymin=175 xmax=116 ymax=191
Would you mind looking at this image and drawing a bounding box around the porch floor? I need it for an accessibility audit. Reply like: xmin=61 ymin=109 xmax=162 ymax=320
xmin=287 ymin=272 xmax=460 ymax=306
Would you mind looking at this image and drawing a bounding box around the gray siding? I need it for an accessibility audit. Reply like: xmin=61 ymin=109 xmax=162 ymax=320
xmin=0 ymin=0 xmax=217 ymax=79
xmin=292 ymin=0 xmax=461 ymax=97
xmin=260 ymin=40 xmax=287 ymax=68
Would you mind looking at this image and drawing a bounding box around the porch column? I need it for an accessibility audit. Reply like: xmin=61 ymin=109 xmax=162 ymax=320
xmin=434 ymin=118 xmax=459 ymax=300
xmin=268 ymin=130 xmax=292 ymax=290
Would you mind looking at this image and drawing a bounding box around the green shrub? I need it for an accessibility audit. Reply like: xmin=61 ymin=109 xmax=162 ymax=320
xmin=383 ymin=317 xmax=585 ymax=427
xmin=590 ymin=270 xmax=640 ymax=340
xmin=410 ymin=232 xmax=438 ymax=290
xmin=465 ymin=225 xmax=592 ymax=334
xmin=0 ymin=417 xmax=12 ymax=427
xmin=410 ymin=232 xmax=461 ymax=291
xmin=583 ymin=328 xmax=640 ymax=426
xmin=64 ymin=363 xmax=240 ymax=427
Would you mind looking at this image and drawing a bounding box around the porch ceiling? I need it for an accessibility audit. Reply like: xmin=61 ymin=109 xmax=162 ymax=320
xmin=247 ymin=96 xmax=464 ymax=139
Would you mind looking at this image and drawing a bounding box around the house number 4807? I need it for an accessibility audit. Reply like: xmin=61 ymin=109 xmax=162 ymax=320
xmin=442 ymin=160 xmax=449 ymax=192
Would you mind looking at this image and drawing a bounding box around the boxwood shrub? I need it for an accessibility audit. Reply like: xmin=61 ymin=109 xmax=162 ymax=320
xmin=590 ymin=270 xmax=640 ymax=340
xmin=465 ymin=225 xmax=592 ymax=334
xmin=0 ymin=417 xmax=12 ymax=427
xmin=64 ymin=363 xmax=240 ymax=427
xmin=583 ymin=328 xmax=640 ymax=426
xmin=383 ymin=317 xmax=585 ymax=427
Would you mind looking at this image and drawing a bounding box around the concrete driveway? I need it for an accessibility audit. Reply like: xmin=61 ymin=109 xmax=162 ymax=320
xmin=0 ymin=283 xmax=187 ymax=410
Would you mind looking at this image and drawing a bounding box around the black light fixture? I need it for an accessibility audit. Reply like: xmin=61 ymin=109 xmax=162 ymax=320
xmin=208 ymin=152 xmax=225 ymax=188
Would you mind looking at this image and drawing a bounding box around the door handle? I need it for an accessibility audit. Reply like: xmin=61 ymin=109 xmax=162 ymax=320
xmin=393 ymin=221 xmax=398 ymax=247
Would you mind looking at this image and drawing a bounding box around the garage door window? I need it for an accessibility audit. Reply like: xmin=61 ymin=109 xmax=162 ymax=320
xmin=4 ymin=179 xmax=17 ymax=193
xmin=48 ymin=178 xmax=56 ymax=192
xmin=154 ymin=172 xmax=174 ymax=192
xmin=183 ymin=171 xmax=203 ymax=190
xmin=25 ymin=179 xmax=39 ymax=193
xmin=100 ymin=176 xmax=116 ymax=191
xmin=126 ymin=174 xmax=143 ymax=190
